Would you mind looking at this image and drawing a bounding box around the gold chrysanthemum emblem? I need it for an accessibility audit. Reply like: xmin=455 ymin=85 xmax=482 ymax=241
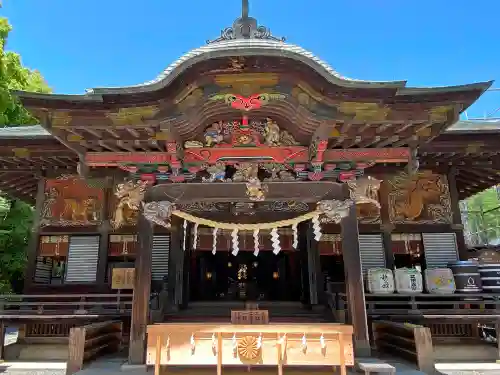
xmin=237 ymin=336 xmax=260 ymax=361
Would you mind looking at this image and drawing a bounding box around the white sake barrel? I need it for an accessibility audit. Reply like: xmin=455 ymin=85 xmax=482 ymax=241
xmin=425 ymin=268 xmax=456 ymax=294
xmin=395 ymin=268 xmax=423 ymax=294
xmin=367 ymin=268 xmax=395 ymax=294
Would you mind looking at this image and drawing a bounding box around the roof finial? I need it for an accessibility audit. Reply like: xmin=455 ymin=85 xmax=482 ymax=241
xmin=242 ymin=0 xmax=249 ymax=19
xmin=206 ymin=0 xmax=285 ymax=44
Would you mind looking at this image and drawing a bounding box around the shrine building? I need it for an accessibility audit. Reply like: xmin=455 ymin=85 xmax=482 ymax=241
xmin=0 ymin=1 xmax=499 ymax=367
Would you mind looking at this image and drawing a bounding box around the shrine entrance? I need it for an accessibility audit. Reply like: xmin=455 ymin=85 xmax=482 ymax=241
xmin=189 ymin=250 xmax=302 ymax=302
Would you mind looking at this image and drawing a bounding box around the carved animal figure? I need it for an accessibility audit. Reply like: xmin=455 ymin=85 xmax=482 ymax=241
xmin=62 ymin=198 xmax=99 ymax=222
xmin=393 ymin=174 xmax=442 ymax=220
xmin=279 ymin=130 xmax=299 ymax=146
xmin=246 ymin=178 xmax=268 ymax=201
xmin=347 ymin=176 xmax=382 ymax=207
xmin=204 ymin=122 xmax=224 ymax=147
xmin=203 ymin=162 xmax=227 ymax=182
xmin=263 ymin=118 xmax=281 ymax=146
xmin=112 ymin=180 xmax=148 ymax=229
xmin=317 ymin=200 xmax=353 ymax=223
xmin=232 ymin=163 xmax=259 ymax=182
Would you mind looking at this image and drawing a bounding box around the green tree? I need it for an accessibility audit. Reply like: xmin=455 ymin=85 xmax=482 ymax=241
xmin=0 ymin=200 xmax=33 ymax=293
xmin=0 ymin=17 xmax=51 ymax=292
xmin=463 ymin=187 xmax=500 ymax=245
xmin=0 ymin=17 xmax=51 ymax=126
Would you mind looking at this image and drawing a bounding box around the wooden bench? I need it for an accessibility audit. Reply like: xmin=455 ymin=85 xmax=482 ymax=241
xmin=372 ymin=320 xmax=435 ymax=374
xmin=231 ymin=310 xmax=269 ymax=324
xmin=66 ymin=320 xmax=123 ymax=375
xmin=355 ymin=358 xmax=395 ymax=375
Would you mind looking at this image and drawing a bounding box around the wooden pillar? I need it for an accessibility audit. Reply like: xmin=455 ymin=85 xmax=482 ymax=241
xmin=341 ymin=204 xmax=371 ymax=357
xmin=96 ymin=182 xmax=112 ymax=284
xmin=305 ymin=221 xmax=323 ymax=305
xmin=181 ymin=222 xmax=193 ymax=309
xmin=169 ymin=216 xmax=185 ymax=308
xmin=298 ymin=222 xmax=311 ymax=307
xmin=167 ymin=218 xmax=181 ymax=311
xmin=128 ymin=196 xmax=154 ymax=365
xmin=379 ymin=179 xmax=395 ymax=269
xmin=448 ymin=168 xmax=468 ymax=260
xmin=24 ymin=176 xmax=46 ymax=291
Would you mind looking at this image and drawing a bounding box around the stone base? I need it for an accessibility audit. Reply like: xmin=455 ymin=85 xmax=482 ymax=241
xmin=4 ymin=343 xmax=68 ymax=361
xmin=434 ymin=343 xmax=498 ymax=362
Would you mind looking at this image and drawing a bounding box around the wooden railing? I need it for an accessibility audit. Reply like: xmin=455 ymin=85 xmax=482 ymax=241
xmin=333 ymin=292 xmax=500 ymax=317
xmin=0 ymin=294 xmax=133 ymax=316
xmin=327 ymin=291 xmax=500 ymax=341
xmin=372 ymin=320 xmax=435 ymax=374
xmin=66 ymin=320 xmax=123 ymax=375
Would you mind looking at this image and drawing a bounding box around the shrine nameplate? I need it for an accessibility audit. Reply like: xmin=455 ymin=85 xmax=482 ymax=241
xmin=112 ymin=268 xmax=135 ymax=290
xmin=146 ymin=323 xmax=353 ymax=374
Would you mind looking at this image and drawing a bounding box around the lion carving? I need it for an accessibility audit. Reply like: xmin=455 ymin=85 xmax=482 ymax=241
xmin=62 ymin=198 xmax=99 ymax=222
xmin=112 ymin=180 xmax=149 ymax=229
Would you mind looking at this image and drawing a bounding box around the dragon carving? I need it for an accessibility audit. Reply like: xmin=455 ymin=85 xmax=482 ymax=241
xmin=112 ymin=180 xmax=149 ymax=229
xmin=389 ymin=171 xmax=449 ymax=223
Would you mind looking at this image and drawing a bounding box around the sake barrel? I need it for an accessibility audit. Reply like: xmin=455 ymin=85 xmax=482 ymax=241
xmin=448 ymin=261 xmax=482 ymax=294
xmin=367 ymin=268 xmax=395 ymax=294
xmin=478 ymin=263 xmax=500 ymax=292
xmin=394 ymin=268 xmax=423 ymax=294
xmin=424 ymin=268 xmax=456 ymax=294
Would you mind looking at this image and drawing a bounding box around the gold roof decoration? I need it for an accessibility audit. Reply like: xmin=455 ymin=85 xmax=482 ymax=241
xmin=13 ymin=148 xmax=30 ymax=158
xmin=51 ymin=111 xmax=72 ymax=127
xmin=429 ymin=105 xmax=454 ymax=122
xmin=106 ymin=105 xmax=159 ymax=126
xmin=338 ymin=102 xmax=390 ymax=121
xmin=214 ymin=73 xmax=280 ymax=96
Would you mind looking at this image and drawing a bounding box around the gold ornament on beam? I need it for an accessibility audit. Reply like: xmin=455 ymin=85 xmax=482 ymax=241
xmin=106 ymin=106 xmax=159 ymax=126
xmin=112 ymin=180 xmax=149 ymax=229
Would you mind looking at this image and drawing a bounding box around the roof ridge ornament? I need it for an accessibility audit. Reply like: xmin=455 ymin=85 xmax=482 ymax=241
xmin=207 ymin=0 xmax=285 ymax=44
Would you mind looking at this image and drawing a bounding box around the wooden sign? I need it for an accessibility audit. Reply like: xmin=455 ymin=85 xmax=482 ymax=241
xmin=112 ymin=268 xmax=135 ymax=290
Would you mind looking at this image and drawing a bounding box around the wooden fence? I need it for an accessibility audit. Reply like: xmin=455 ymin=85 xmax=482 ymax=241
xmin=372 ymin=320 xmax=435 ymax=374
xmin=0 ymin=294 xmax=133 ymax=316
xmin=66 ymin=320 xmax=123 ymax=375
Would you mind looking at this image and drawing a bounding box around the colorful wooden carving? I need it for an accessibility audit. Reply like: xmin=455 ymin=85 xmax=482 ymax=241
xmin=348 ymin=176 xmax=382 ymax=224
xmin=209 ymin=93 xmax=286 ymax=111
xmin=388 ymin=171 xmax=452 ymax=224
xmin=111 ymin=180 xmax=149 ymax=229
xmin=40 ymin=176 xmax=103 ymax=227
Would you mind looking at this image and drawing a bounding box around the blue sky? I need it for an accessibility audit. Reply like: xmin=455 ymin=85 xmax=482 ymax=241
xmin=2 ymin=0 xmax=499 ymax=119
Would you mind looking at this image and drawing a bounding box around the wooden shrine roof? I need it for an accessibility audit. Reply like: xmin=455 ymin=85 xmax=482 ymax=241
xmin=14 ymin=58 xmax=491 ymax=153
xmin=1 ymin=121 xmax=500 ymax=203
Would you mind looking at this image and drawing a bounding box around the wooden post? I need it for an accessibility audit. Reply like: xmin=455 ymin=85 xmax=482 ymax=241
xmin=181 ymin=221 xmax=193 ymax=309
xmin=66 ymin=326 xmax=86 ymax=375
xmin=298 ymin=222 xmax=311 ymax=307
xmin=128 ymin=197 xmax=154 ymax=365
xmin=96 ymin=182 xmax=112 ymax=284
xmin=448 ymin=168 xmax=468 ymax=260
xmin=306 ymin=221 xmax=323 ymax=305
xmin=169 ymin=216 xmax=185 ymax=308
xmin=379 ymin=179 xmax=395 ymax=270
xmin=341 ymin=203 xmax=370 ymax=356
xmin=413 ymin=326 xmax=435 ymax=374
xmin=24 ymin=176 xmax=46 ymax=290
xmin=0 ymin=320 xmax=5 ymax=360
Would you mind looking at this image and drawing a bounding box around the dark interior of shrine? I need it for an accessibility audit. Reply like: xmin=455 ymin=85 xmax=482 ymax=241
xmin=189 ymin=250 xmax=304 ymax=301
